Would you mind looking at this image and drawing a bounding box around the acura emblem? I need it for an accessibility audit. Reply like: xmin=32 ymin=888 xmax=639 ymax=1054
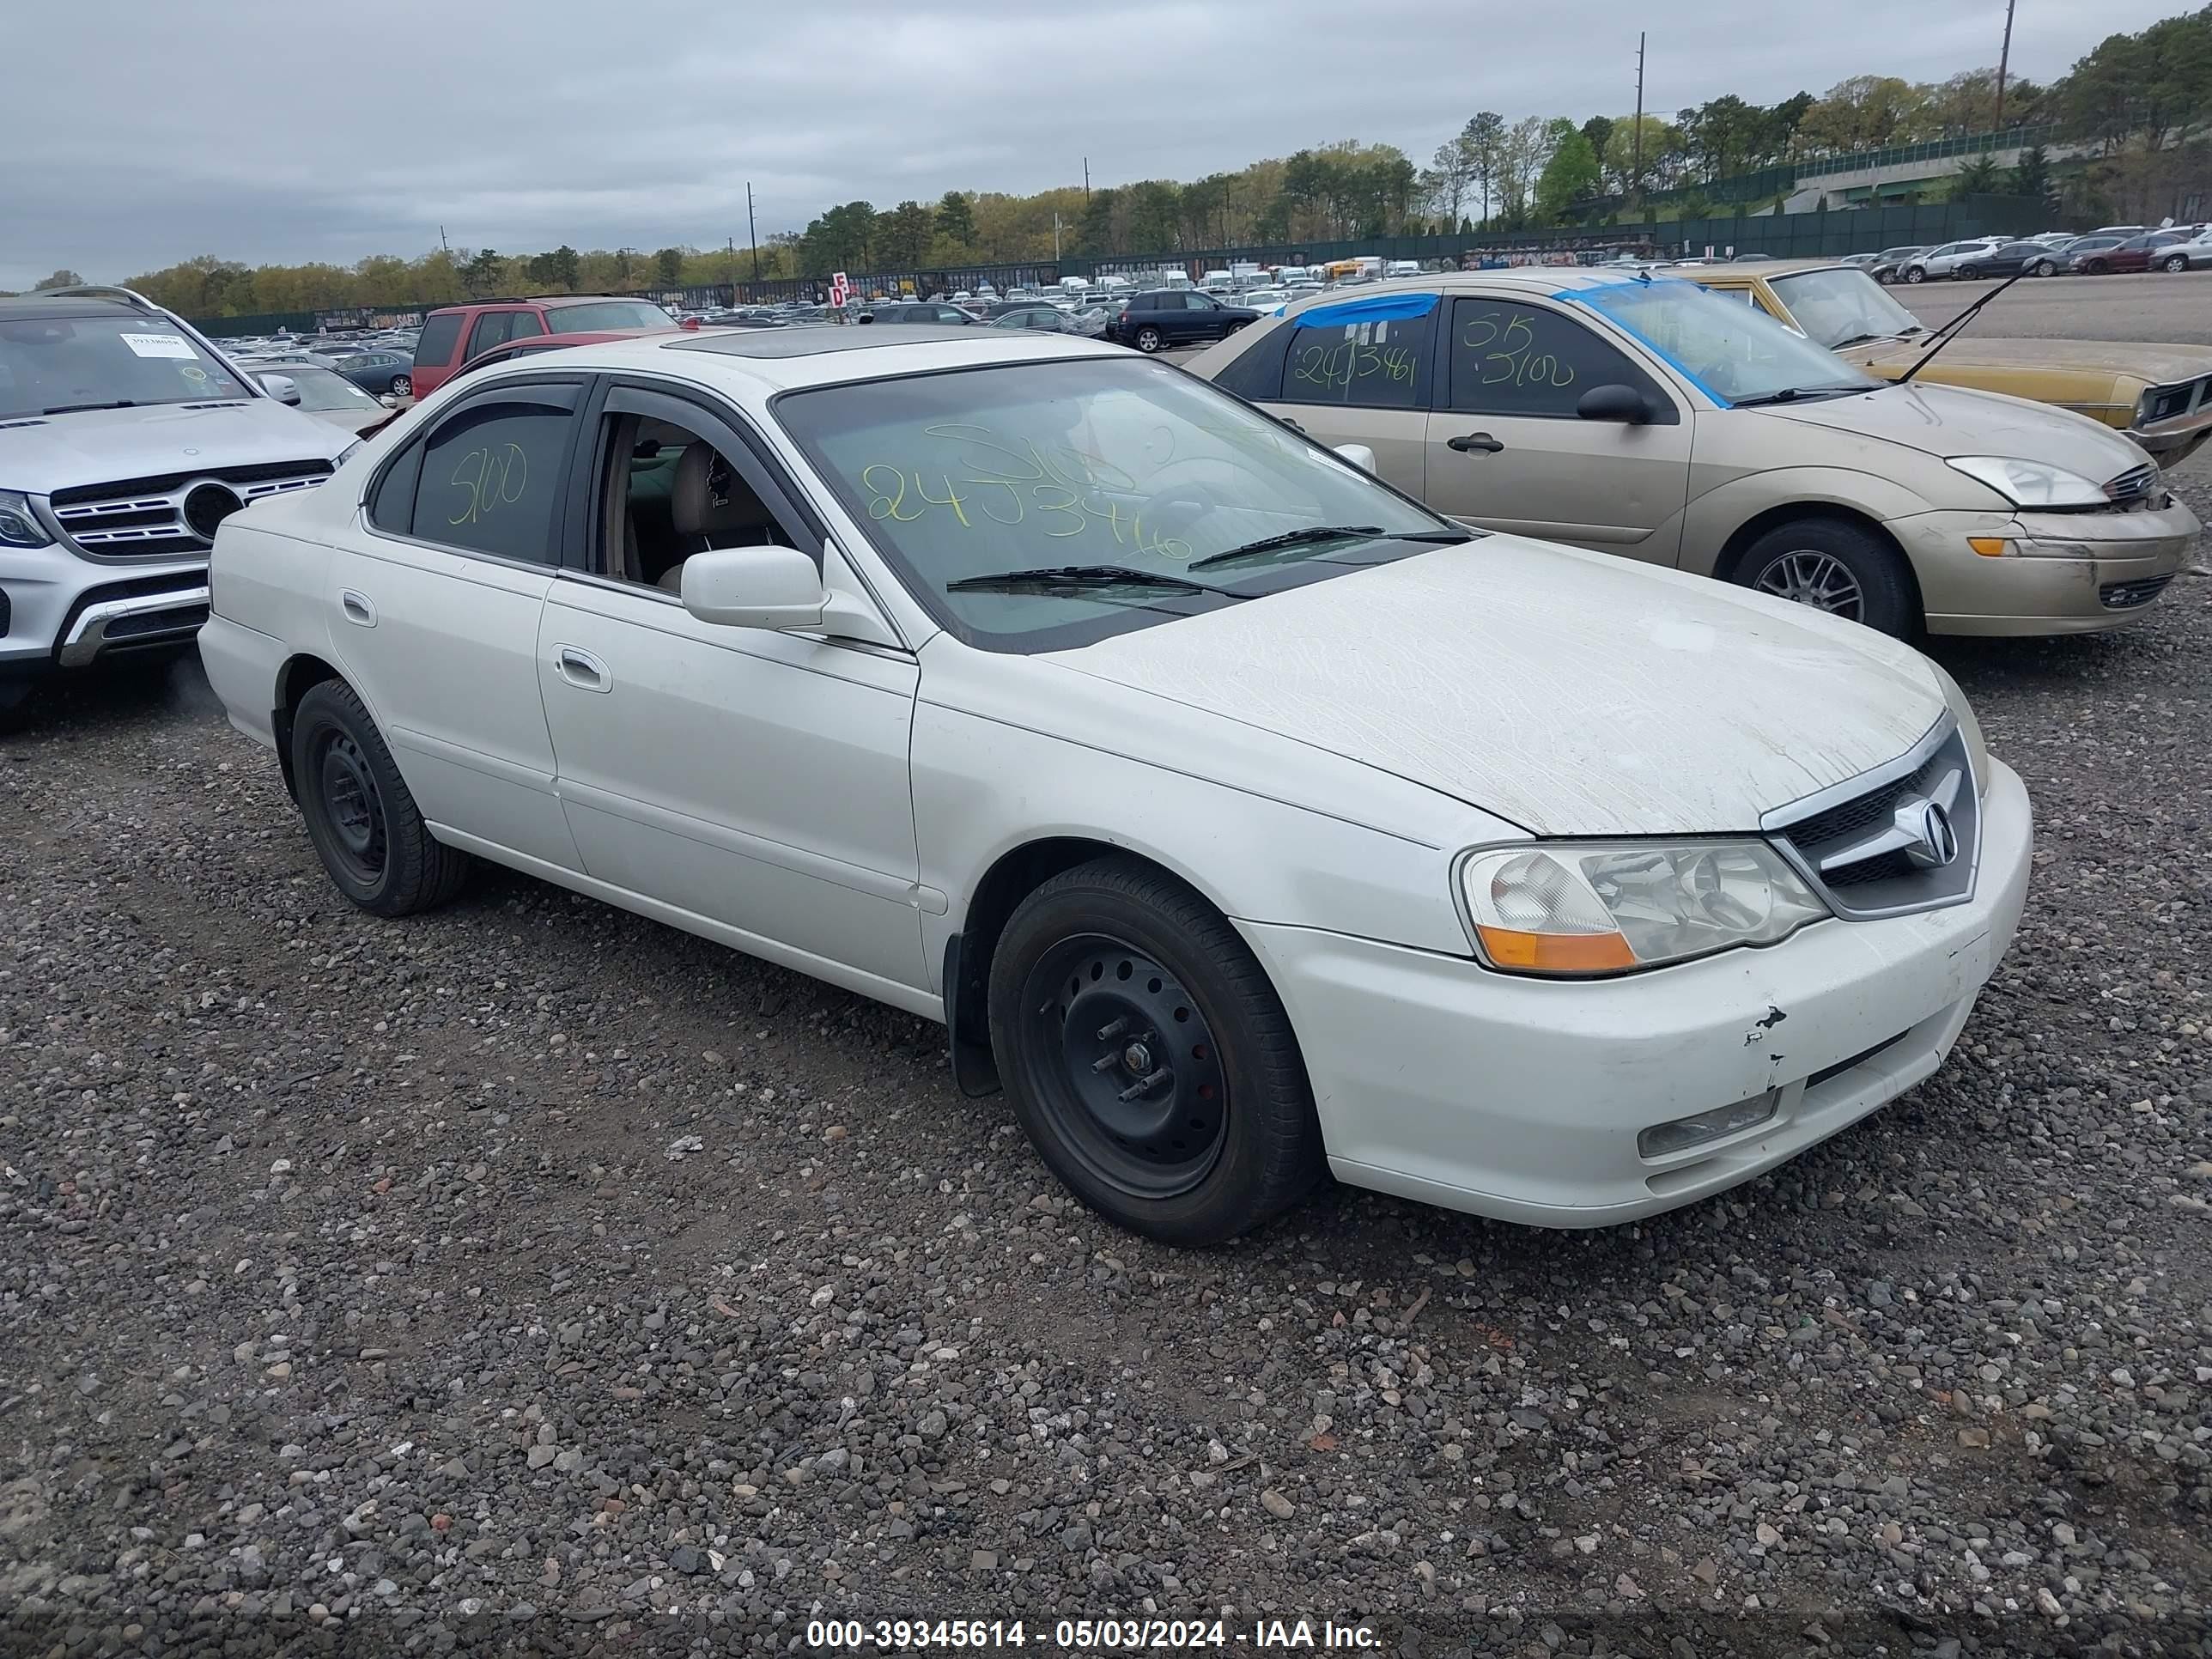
xmin=1895 ymin=798 xmax=1959 ymax=869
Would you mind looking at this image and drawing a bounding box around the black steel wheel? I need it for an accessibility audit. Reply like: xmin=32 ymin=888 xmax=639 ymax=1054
xmin=1021 ymin=934 xmax=1229 ymax=1200
xmin=989 ymin=856 xmax=1325 ymax=1244
xmin=315 ymin=726 xmax=388 ymax=886
xmin=290 ymin=679 xmax=471 ymax=916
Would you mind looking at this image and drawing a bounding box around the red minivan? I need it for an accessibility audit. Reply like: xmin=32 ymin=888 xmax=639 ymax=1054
xmin=408 ymin=295 xmax=678 ymax=398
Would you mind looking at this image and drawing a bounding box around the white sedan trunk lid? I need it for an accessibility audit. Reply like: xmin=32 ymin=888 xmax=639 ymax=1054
xmin=1047 ymin=539 xmax=1946 ymax=836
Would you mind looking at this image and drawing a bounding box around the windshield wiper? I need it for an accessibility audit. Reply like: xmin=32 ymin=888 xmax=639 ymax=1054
xmin=945 ymin=563 xmax=1247 ymax=599
xmin=1729 ymin=384 xmax=1874 ymax=409
xmin=40 ymin=400 xmax=137 ymax=415
xmin=1898 ymin=266 xmax=2030 ymax=385
xmin=1188 ymin=525 xmax=1468 ymax=571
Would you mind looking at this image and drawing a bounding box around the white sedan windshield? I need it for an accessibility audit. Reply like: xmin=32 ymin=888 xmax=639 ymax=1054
xmin=775 ymin=356 xmax=1457 ymax=651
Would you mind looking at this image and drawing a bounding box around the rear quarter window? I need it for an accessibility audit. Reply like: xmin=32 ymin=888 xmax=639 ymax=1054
xmin=1211 ymin=325 xmax=1293 ymax=402
xmin=414 ymin=312 xmax=464 ymax=368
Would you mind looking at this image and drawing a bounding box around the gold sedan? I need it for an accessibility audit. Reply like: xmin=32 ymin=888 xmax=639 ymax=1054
xmin=1685 ymin=260 xmax=2212 ymax=466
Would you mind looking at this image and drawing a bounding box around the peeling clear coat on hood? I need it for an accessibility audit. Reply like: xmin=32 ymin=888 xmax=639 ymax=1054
xmin=1046 ymin=539 xmax=1947 ymax=837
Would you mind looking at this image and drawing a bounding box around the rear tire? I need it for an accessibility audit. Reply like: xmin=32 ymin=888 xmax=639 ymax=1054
xmin=1133 ymin=326 xmax=1164 ymax=353
xmin=1956 ymin=264 xmax=1979 ymax=281
xmin=988 ymin=856 xmax=1325 ymax=1245
xmin=1903 ymin=265 xmax=1926 ymax=284
xmin=290 ymin=679 xmax=471 ymax=917
xmin=390 ymin=373 xmax=410 ymax=396
xmin=1734 ymin=518 xmax=1917 ymax=639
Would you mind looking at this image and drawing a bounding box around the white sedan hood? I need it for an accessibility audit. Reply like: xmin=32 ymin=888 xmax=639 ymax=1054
xmin=1045 ymin=539 xmax=1947 ymax=836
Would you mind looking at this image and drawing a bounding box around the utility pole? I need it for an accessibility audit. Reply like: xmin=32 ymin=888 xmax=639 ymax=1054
xmin=1632 ymin=32 xmax=1646 ymax=206
xmin=746 ymin=182 xmax=761 ymax=282
xmin=726 ymin=235 xmax=736 ymax=296
xmin=439 ymin=225 xmax=449 ymax=252
xmin=1993 ymin=0 xmax=2016 ymax=131
xmin=1083 ymin=157 xmax=1090 ymax=205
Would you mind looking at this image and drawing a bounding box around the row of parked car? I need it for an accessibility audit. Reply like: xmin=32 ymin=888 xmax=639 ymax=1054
xmin=1856 ymin=225 xmax=2212 ymax=285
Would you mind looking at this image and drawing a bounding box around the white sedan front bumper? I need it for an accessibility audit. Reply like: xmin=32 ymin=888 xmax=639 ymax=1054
xmin=1240 ymin=758 xmax=2033 ymax=1228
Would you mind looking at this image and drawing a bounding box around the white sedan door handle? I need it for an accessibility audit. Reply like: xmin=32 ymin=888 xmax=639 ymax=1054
xmin=554 ymin=645 xmax=611 ymax=693
xmin=339 ymin=590 xmax=376 ymax=627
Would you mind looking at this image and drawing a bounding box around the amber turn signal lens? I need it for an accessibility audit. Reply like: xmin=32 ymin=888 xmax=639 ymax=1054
xmin=1967 ymin=536 xmax=2009 ymax=557
xmin=1473 ymin=926 xmax=1638 ymax=973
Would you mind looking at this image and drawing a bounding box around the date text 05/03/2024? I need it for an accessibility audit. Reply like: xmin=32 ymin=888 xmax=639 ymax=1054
xmin=802 ymin=1618 xmax=1382 ymax=1650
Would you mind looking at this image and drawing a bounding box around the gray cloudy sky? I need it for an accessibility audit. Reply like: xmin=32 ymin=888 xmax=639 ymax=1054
xmin=0 ymin=0 xmax=2178 ymax=289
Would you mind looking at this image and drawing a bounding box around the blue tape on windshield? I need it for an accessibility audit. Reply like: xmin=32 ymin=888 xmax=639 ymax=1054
xmin=1291 ymin=292 xmax=1439 ymax=328
xmin=1559 ymin=280 xmax=1729 ymax=406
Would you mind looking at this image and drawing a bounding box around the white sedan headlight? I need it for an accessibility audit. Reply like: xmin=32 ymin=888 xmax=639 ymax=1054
xmin=1460 ymin=842 xmax=1830 ymax=976
xmin=1946 ymin=455 xmax=2108 ymax=509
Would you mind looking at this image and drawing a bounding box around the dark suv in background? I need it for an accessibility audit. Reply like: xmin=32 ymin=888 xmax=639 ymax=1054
xmin=1106 ymin=290 xmax=1260 ymax=353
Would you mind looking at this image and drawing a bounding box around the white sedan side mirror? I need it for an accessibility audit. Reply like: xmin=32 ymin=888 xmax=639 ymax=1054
xmin=679 ymin=544 xmax=901 ymax=646
xmin=1334 ymin=443 xmax=1377 ymax=472
xmin=681 ymin=544 xmax=828 ymax=629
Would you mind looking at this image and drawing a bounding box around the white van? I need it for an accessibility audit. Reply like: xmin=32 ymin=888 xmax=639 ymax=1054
xmin=1200 ymin=270 xmax=1235 ymax=294
xmin=1159 ymin=271 xmax=1194 ymax=291
xmin=1384 ymin=259 xmax=1422 ymax=279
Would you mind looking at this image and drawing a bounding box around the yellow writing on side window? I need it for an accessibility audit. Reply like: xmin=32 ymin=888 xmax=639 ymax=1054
xmin=1288 ymin=338 xmax=1418 ymax=394
xmin=447 ymin=442 xmax=529 ymax=526
xmin=1460 ymin=311 xmax=1578 ymax=392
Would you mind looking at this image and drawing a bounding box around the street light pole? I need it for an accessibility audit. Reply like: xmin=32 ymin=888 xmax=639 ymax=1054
xmin=1993 ymin=0 xmax=2017 ymax=131
xmin=747 ymin=182 xmax=761 ymax=283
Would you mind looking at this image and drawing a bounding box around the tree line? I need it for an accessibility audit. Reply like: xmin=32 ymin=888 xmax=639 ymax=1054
xmin=49 ymin=6 xmax=2212 ymax=319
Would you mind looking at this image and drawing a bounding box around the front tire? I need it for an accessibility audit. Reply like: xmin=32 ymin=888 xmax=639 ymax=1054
xmin=1133 ymin=326 xmax=1164 ymax=353
xmin=2034 ymin=259 xmax=2057 ymax=276
xmin=1903 ymin=265 xmax=1926 ymax=284
xmin=988 ymin=857 xmax=1324 ymax=1245
xmin=1735 ymin=518 xmax=1917 ymax=638
xmin=290 ymin=679 xmax=471 ymax=916
xmin=390 ymin=373 xmax=411 ymax=396
xmin=2164 ymin=254 xmax=2189 ymax=272
xmin=1956 ymin=264 xmax=1979 ymax=281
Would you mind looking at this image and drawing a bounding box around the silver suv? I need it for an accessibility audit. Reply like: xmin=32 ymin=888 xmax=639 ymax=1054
xmin=0 ymin=287 xmax=356 ymax=723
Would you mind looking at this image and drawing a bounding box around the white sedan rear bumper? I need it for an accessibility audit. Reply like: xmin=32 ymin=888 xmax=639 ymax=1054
xmin=1240 ymin=757 xmax=2033 ymax=1228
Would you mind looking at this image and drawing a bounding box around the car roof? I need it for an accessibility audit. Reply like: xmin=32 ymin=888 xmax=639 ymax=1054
xmin=465 ymin=326 xmax=1123 ymax=398
xmin=0 ymin=295 xmax=144 ymax=321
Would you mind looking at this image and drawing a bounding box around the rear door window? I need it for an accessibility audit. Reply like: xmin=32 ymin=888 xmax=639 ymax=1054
xmin=413 ymin=312 xmax=463 ymax=368
xmin=406 ymin=386 xmax=582 ymax=564
xmin=465 ymin=312 xmax=517 ymax=360
xmin=509 ymin=313 xmax=545 ymax=342
xmin=1279 ymin=301 xmax=1437 ymax=410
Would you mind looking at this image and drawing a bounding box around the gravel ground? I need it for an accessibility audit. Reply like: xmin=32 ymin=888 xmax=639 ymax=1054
xmin=6 ymin=463 xmax=2212 ymax=1659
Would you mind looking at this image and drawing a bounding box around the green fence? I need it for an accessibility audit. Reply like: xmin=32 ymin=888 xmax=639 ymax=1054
xmin=1794 ymin=124 xmax=2061 ymax=182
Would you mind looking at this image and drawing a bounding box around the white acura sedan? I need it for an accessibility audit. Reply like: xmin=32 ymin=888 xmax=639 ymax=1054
xmin=198 ymin=328 xmax=2033 ymax=1244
